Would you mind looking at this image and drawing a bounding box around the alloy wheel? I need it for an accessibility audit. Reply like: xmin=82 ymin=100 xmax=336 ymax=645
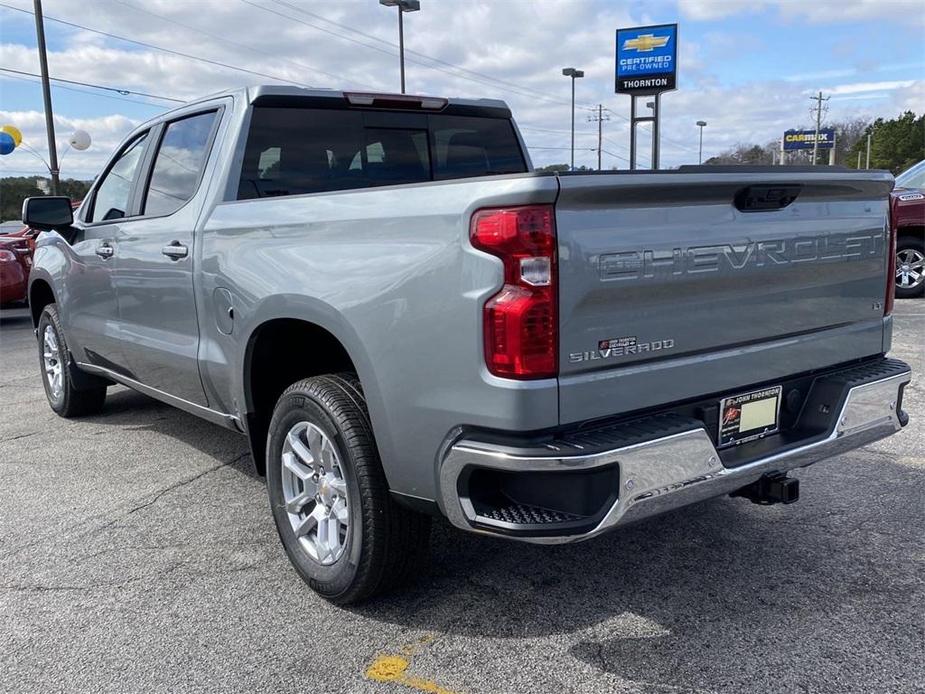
xmin=896 ymin=248 xmax=925 ymax=289
xmin=280 ymin=421 xmax=349 ymax=566
xmin=42 ymin=325 xmax=63 ymax=399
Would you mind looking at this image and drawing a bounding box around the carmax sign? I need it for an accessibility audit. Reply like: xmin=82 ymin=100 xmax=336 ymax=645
xmin=783 ymin=128 xmax=836 ymax=150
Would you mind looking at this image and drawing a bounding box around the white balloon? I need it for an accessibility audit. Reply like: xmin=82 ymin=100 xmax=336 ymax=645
xmin=69 ymin=129 xmax=91 ymax=151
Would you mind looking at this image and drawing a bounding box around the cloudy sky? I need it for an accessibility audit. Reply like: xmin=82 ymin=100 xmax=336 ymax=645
xmin=0 ymin=0 xmax=923 ymax=178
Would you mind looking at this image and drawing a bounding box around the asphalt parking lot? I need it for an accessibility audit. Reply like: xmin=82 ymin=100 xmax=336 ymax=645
xmin=0 ymin=302 xmax=922 ymax=694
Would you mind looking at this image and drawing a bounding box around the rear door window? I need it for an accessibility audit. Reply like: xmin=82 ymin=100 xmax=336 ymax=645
xmin=143 ymin=111 xmax=218 ymax=217
xmin=431 ymin=116 xmax=526 ymax=180
xmin=237 ymin=105 xmax=526 ymax=200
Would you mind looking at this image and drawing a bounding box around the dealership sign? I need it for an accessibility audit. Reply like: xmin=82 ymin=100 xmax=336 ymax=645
xmin=783 ymin=128 xmax=836 ymax=150
xmin=615 ymin=24 xmax=678 ymax=94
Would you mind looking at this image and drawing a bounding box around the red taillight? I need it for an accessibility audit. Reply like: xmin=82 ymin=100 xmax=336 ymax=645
xmin=471 ymin=205 xmax=557 ymax=379
xmin=885 ymin=221 xmax=897 ymax=316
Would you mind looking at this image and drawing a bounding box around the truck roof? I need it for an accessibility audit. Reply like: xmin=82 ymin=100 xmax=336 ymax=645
xmin=143 ymin=85 xmax=513 ymax=125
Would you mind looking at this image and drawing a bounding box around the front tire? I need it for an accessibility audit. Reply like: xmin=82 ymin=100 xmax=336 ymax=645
xmin=895 ymin=233 xmax=925 ymax=299
xmin=37 ymin=304 xmax=107 ymax=417
xmin=266 ymin=374 xmax=430 ymax=604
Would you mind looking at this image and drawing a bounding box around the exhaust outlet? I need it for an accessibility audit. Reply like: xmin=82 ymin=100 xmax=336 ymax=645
xmin=731 ymin=472 xmax=799 ymax=505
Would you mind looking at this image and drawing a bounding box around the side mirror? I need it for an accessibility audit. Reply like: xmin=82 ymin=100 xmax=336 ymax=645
xmin=22 ymin=196 xmax=74 ymax=231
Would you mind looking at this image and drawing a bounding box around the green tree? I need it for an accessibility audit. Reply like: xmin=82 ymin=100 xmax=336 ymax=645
xmin=848 ymin=111 xmax=924 ymax=173
xmin=535 ymin=163 xmax=570 ymax=172
xmin=0 ymin=177 xmax=91 ymax=223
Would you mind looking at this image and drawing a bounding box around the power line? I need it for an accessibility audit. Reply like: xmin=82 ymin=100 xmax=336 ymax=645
xmin=0 ymin=2 xmax=317 ymax=88
xmin=0 ymin=68 xmax=172 ymax=108
xmin=265 ymin=0 xmax=588 ymax=109
xmin=600 ymin=148 xmax=630 ymax=163
xmin=107 ymin=0 xmax=377 ymax=90
xmin=0 ymin=66 xmax=183 ymax=103
xmin=243 ymin=0 xmax=591 ymax=110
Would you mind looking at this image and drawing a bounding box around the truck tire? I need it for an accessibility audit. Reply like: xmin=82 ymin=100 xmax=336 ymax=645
xmin=266 ymin=374 xmax=431 ymax=604
xmin=36 ymin=304 xmax=107 ymax=417
xmin=895 ymin=233 xmax=924 ymax=299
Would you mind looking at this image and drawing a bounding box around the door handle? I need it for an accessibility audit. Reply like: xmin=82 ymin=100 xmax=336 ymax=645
xmin=161 ymin=242 xmax=189 ymax=260
xmin=95 ymin=243 xmax=114 ymax=259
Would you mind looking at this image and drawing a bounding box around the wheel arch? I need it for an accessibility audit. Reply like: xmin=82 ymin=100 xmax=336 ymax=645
xmin=28 ymin=276 xmax=56 ymax=328
xmin=240 ymin=304 xmax=386 ymax=477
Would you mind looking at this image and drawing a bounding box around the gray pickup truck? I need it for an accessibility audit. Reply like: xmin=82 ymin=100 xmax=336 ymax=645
xmin=24 ymin=86 xmax=911 ymax=603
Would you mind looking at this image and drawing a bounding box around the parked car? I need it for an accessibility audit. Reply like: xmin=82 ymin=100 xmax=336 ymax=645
xmin=0 ymin=201 xmax=80 ymax=306
xmin=0 ymin=230 xmax=34 ymax=306
xmin=23 ymin=87 xmax=912 ymax=603
xmin=891 ymin=159 xmax=925 ymax=298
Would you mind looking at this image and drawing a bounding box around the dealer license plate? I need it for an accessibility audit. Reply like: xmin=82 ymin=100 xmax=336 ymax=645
xmin=718 ymin=385 xmax=782 ymax=448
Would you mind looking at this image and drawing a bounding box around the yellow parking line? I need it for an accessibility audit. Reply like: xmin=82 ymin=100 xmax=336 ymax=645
xmin=365 ymin=634 xmax=458 ymax=694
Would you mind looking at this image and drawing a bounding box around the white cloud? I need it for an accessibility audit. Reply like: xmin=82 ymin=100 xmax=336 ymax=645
xmin=679 ymin=0 xmax=925 ymax=24
xmin=0 ymin=110 xmax=138 ymax=179
xmin=0 ymin=0 xmax=921 ymax=175
xmin=824 ymin=80 xmax=917 ymax=95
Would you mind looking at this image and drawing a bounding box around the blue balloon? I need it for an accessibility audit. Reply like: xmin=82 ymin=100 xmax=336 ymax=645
xmin=0 ymin=131 xmax=14 ymax=155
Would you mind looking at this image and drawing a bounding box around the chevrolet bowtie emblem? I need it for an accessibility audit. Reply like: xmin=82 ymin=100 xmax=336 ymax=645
xmin=623 ymin=34 xmax=670 ymax=52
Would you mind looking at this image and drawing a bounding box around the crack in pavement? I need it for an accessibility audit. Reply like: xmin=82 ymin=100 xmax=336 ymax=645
xmin=125 ymin=452 xmax=250 ymax=516
xmin=0 ymin=451 xmax=252 ymax=563
xmin=0 ymin=431 xmax=41 ymax=443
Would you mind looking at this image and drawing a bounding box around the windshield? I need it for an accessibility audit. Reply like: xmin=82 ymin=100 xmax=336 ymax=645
xmin=896 ymin=160 xmax=925 ymax=190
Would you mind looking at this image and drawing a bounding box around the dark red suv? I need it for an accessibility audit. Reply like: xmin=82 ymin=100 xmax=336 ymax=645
xmin=891 ymin=160 xmax=925 ymax=299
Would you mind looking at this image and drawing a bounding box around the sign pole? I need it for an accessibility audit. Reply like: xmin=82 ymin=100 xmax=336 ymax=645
xmin=652 ymin=92 xmax=661 ymax=170
xmin=629 ymin=96 xmax=637 ymax=170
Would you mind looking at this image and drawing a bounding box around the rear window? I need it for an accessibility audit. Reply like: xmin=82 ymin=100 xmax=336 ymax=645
xmin=237 ymin=106 xmax=527 ymax=200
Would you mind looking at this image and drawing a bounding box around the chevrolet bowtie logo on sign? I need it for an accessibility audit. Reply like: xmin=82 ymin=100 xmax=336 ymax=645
xmin=615 ymin=24 xmax=678 ymax=95
xmin=623 ymin=34 xmax=670 ymax=52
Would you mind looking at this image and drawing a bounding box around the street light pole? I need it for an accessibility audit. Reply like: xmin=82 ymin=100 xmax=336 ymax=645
xmin=34 ymin=0 xmax=59 ymax=194
xmin=561 ymin=67 xmax=584 ymax=171
xmin=380 ymin=0 xmax=420 ymax=94
xmin=696 ymin=120 xmax=707 ymax=164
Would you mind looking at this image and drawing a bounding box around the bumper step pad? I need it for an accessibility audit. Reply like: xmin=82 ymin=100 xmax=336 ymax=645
xmin=481 ymin=502 xmax=582 ymax=526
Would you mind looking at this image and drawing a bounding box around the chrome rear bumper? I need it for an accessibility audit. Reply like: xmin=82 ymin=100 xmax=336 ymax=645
xmin=439 ymin=360 xmax=911 ymax=544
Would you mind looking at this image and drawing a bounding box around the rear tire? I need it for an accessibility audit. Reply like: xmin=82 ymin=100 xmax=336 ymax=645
xmin=266 ymin=373 xmax=431 ymax=604
xmin=895 ymin=233 xmax=924 ymax=299
xmin=36 ymin=304 xmax=107 ymax=417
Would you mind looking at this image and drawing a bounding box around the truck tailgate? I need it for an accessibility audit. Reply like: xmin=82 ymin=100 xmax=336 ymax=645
xmin=555 ymin=170 xmax=894 ymax=424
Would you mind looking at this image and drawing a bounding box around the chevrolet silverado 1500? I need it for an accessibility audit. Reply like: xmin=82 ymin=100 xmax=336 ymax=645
xmin=23 ymin=87 xmax=911 ymax=603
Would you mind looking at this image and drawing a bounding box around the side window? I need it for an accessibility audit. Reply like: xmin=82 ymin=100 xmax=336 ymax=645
xmin=89 ymin=132 xmax=148 ymax=223
xmin=143 ymin=111 xmax=218 ymax=217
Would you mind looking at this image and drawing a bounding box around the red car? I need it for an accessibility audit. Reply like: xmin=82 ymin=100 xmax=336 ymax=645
xmin=891 ymin=160 xmax=925 ymax=299
xmin=0 ymin=200 xmax=81 ymax=307
xmin=0 ymin=228 xmax=34 ymax=306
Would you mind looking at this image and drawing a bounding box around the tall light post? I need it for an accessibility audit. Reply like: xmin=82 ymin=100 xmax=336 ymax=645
xmin=380 ymin=0 xmax=420 ymax=94
xmin=561 ymin=67 xmax=584 ymax=171
xmin=696 ymin=120 xmax=707 ymax=164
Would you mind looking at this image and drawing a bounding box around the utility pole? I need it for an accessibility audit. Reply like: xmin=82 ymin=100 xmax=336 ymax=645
xmin=865 ymin=133 xmax=872 ymax=169
xmin=34 ymin=0 xmax=59 ymax=194
xmin=809 ymin=90 xmax=829 ymax=166
xmin=588 ymin=105 xmax=610 ymax=170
